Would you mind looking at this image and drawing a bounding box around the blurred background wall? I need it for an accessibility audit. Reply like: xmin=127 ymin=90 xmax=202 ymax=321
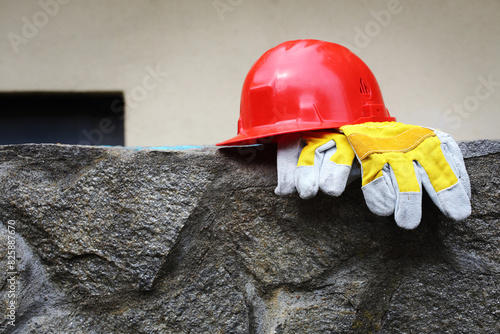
xmin=0 ymin=0 xmax=499 ymax=146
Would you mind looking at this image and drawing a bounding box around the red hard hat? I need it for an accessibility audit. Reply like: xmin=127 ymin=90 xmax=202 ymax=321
xmin=217 ymin=39 xmax=395 ymax=146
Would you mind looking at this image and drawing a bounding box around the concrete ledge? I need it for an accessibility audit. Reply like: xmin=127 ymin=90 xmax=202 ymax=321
xmin=0 ymin=141 xmax=499 ymax=333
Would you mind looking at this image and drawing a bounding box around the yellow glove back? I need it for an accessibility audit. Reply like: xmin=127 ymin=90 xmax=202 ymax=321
xmin=341 ymin=122 xmax=471 ymax=229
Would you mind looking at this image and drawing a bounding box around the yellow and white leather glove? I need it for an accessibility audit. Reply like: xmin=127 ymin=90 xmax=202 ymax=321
xmin=340 ymin=121 xmax=471 ymax=229
xmin=275 ymin=132 xmax=359 ymax=199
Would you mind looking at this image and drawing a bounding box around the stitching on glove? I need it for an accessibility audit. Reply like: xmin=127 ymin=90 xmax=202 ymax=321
xmin=347 ymin=127 xmax=435 ymax=160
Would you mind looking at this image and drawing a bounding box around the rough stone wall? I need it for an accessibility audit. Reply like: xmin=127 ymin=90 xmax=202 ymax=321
xmin=0 ymin=141 xmax=499 ymax=334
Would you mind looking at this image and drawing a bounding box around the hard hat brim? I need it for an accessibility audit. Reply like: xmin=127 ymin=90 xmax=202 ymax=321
xmin=216 ymin=116 xmax=396 ymax=146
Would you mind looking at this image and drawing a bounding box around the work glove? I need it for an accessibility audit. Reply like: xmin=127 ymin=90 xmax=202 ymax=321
xmin=340 ymin=121 xmax=471 ymax=229
xmin=275 ymin=132 xmax=359 ymax=199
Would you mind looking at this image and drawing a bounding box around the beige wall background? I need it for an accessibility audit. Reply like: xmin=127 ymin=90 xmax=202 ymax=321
xmin=0 ymin=0 xmax=499 ymax=146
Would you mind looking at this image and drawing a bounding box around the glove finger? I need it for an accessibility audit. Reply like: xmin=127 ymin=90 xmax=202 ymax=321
xmin=434 ymin=130 xmax=471 ymax=199
xmin=275 ymin=135 xmax=302 ymax=195
xmin=361 ymin=164 xmax=395 ymax=217
xmin=319 ymin=162 xmax=352 ymax=196
xmin=319 ymin=133 xmax=356 ymax=196
xmin=419 ymin=163 xmax=471 ymax=221
xmin=319 ymin=155 xmax=351 ymax=196
xmin=436 ymin=182 xmax=471 ymax=220
xmin=296 ymin=140 xmax=335 ymax=199
xmin=296 ymin=165 xmax=319 ymax=199
xmin=416 ymin=130 xmax=471 ymax=220
xmin=392 ymin=161 xmax=422 ymax=229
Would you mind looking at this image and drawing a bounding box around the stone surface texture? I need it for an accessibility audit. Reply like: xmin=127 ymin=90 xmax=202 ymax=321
xmin=0 ymin=140 xmax=499 ymax=333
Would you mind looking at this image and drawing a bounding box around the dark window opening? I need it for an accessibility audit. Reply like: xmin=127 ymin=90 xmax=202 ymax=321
xmin=0 ymin=92 xmax=125 ymax=146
